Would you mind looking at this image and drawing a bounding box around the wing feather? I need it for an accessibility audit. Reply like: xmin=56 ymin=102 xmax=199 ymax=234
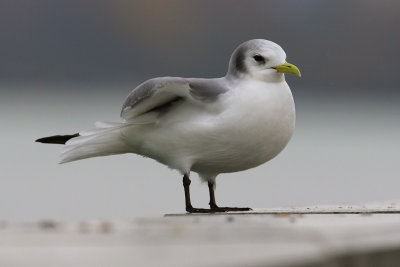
xmin=120 ymin=77 xmax=229 ymax=121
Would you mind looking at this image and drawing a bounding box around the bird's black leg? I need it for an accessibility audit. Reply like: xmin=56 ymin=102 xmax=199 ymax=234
xmin=208 ymin=181 xmax=218 ymax=210
xmin=208 ymin=181 xmax=252 ymax=212
xmin=183 ymin=174 xmax=210 ymax=213
xmin=182 ymin=175 xmax=252 ymax=213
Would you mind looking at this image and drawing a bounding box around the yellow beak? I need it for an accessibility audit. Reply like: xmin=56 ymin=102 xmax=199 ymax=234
xmin=273 ymin=62 xmax=301 ymax=77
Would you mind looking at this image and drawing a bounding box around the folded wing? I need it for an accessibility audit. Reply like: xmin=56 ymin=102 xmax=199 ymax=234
xmin=120 ymin=77 xmax=229 ymax=121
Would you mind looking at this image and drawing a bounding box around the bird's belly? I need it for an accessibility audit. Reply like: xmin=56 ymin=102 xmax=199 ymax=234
xmin=191 ymin=107 xmax=295 ymax=174
xmin=192 ymin=87 xmax=295 ymax=174
xmin=193 ymin=137 xmax=292 ymax=174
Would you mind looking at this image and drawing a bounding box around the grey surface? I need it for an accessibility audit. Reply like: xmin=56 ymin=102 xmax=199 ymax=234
xmin=2 ymin=203 xmax=400 ymax=267
xmin=166 ymin=203 xmax=400 ymax=216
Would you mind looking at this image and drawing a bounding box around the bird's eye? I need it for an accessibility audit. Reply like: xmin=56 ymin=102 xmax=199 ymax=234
xmin=253 ymin=55 xmax=265 ymax=64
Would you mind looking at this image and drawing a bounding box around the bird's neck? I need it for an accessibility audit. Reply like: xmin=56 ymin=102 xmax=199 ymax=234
xmin=225 ymin=72 xmax=285 ymax=84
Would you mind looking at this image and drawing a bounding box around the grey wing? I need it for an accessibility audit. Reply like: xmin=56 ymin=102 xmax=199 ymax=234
xmin=187 ymin=78 xmax=230 ymax=101
xmin=120 ymin=77 xmax=229 ymax=121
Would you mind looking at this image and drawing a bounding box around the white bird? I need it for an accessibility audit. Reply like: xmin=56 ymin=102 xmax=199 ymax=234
xmin=36 ymin=39 xmax=301 ymax=213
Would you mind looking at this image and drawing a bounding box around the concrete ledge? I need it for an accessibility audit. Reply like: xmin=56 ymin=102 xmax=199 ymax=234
xmin=2 ymin=202 xmax=400 ymax=267
xmin=166 ymin=202 xmax=400 ymax=216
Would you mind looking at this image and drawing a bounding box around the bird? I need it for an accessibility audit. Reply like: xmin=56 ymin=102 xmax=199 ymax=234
xmin=36 ymin=39 xmax=301 ymax=213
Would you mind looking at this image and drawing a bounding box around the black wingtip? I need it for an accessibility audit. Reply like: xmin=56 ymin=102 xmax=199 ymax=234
xmin=35 ymin=134 xmax=79 ymax=145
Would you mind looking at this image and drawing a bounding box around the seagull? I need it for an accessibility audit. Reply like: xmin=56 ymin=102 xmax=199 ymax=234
xmin=36 ymin=39 xmax=301 ymax=213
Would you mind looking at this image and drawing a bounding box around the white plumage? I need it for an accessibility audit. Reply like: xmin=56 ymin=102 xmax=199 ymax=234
xmin=60 ymin=39 xmax=298 ymax=184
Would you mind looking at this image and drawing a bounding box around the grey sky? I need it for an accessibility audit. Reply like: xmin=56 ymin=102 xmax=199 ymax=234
xmin=1 ymin=0 xmax=400 ymax=91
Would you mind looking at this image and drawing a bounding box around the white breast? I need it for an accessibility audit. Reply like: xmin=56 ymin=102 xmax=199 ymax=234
xmin=189 ymin=79 xmax=295 ymax=174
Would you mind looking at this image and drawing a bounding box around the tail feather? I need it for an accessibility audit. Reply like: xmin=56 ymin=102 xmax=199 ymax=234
xmin=94 ymin=121 xmax=122 ymax=128
xmin=79 ymin=121 xmax=126 ymax=137
xmin=37 ymin=118 xmax=151 ymax=164
xmin=59 ymin=121 xmax=134 ymax=164
xmin=36 ymin=134 xmax=79 ymax=145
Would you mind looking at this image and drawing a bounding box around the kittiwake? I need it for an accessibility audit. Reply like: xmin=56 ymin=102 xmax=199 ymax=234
xmin=36 ymin=39 xmax=301 ymax=213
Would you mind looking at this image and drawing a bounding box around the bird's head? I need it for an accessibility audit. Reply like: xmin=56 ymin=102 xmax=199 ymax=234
xmin=227 ymin=39 xmax=301 ymax=82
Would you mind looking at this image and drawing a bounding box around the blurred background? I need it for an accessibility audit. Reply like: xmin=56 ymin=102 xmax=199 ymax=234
xmin=1 ymin=0 xmax=399 ymax=222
